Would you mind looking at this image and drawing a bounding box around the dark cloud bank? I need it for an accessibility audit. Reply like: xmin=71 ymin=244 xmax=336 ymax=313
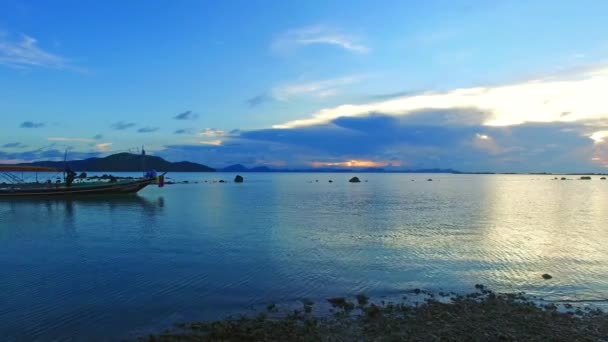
xmin=2 ymin=109 xmax=602 ymax=172
xmin=158 ymin=109 xmax=601 ymax=173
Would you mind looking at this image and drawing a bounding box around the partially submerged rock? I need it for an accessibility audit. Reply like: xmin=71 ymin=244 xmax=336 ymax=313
xmin=234 ymin=175 xmax=244 ymax=183
xmin=542 ymin=273 xmax=553 ymax=280
xmin=145 ymin=288 xmax=608 ymax=341
xmin=349 ymin=177 xmax=361 ymax=183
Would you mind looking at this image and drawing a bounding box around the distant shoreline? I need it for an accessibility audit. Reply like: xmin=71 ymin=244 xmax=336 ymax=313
xmin=3 ymin=152 xmax=607 ymax=175
xmin=5 ymin=170 xmax=608 ymax=176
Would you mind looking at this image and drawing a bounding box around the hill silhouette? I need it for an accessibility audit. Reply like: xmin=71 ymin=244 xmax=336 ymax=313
xmin=18 ymin=153 xmax=215 ymax=172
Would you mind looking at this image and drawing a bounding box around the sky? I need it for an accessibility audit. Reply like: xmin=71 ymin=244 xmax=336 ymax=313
xmin=2 ymin=0 xmax=608 ymax=172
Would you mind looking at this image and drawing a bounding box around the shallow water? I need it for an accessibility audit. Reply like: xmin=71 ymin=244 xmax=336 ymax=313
xmin=1 ymin=173 xmax=607 ymax=340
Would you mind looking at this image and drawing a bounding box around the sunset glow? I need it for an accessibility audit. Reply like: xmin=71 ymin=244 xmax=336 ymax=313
xmin=199 ymin=140 xmax=223 ymax=146
xmin=311 ymin=160 xmax=401 ymax=168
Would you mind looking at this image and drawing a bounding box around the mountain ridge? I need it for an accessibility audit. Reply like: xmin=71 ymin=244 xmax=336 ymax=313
xmin=2 ymin=153 xmax=463 ymax=173
xmin=14 ymin=152 xmax=216 ymax=172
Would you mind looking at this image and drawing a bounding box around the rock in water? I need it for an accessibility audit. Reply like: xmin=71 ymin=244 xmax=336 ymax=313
xmin=234 ymin=175 xmax=244 ymax=183
xmin=349 ymin=177 xmax=361 ymax=183
xmin=329 ymin=180 xmax=333 ymax=183
xmin=542 ymin=273 xmax=552 ymax=280
xmin=219 ymin=180 xmax=226 ymax=183
xmin=427 ymin=179 xmax=433 ymax=182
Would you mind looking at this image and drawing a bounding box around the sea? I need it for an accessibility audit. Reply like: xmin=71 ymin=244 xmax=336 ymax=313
xmin=1 ymin=173 xmax=607 ymax=340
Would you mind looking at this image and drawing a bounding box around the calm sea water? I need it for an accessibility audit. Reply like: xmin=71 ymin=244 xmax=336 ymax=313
xmin=1 ymin=173 xmax=607 ymax=340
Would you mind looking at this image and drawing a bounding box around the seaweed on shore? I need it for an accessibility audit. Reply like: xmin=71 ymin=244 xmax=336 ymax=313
xmin=139 ymin=288 xmax=608 ymax=341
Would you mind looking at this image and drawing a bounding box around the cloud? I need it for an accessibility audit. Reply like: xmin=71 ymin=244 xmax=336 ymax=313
xmin=111 ymin=121 xmax=136 ymax=130
xmin=246 ymin=94 xmax=272 ymax=107
xmin=200 ymin=128 xmax=226 ymax=137
xmin=47 ymin=137 xmax=95 ymax=143
xmin=153 ymin=65 xmax=608 ymax=173
xmin=199 ymin=140 xmax=222 ymax=146
xmin=0 ymin=32 xmax=82 ymax=71
xmin=272 ymin=76 xmax=363 ymax=101
xmin=161 ymin=139 xmax=287 ymax=167
xmin=0 ymin=148 xmax=101 ymax=162
xmin=174 ymin=110 xmax=199 ymax=120
xmin=95 ymin=143 xmax=112 ymax=152
xmin=20 ymin=121 xmax=44 ymax=128
xmin=196 ymin=129 xmax=228 ymax=146
xmin=471 ymin=133 xmax=503 ymax=155
xmin=2 ymin=142 xmax=27 ymax=148
xmin=137 ymin=126 xmax=159 ymax=133
xmin=157 ymin=111 xmax=601 ymax=172
xmin=310 ymin=160 xmax=401 ymax=168
xmin=590 ymin=131 xmax=608 ymax=144
xmin=273 ymin=25 xmax=369 ymax=53
xmin=367 ymin=90 xmax=424 ymax=100
xmin=272 ymin=65 xmax=608 ymax=130
xmin=174 ymin=128 xmax=194 ymax=135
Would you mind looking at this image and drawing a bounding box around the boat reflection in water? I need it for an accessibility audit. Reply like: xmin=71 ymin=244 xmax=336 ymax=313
xmin=0 ymin=195 xmax=165 ymax=237
xmin=0 ymin=194 xmax=164 ymax=209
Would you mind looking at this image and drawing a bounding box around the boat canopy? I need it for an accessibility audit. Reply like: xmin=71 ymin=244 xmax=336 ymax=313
xmin=0 ymin=165 xmax=59 ymax=172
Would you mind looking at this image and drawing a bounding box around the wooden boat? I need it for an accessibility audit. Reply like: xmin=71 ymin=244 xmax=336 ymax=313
xmin=0 ymin=166 xmax=164 ymax=198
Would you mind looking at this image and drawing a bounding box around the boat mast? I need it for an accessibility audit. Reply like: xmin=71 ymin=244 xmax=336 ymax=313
xmin=141 ymin=146 xmax=146 ymax=177
xmin=63 ymin=149 xmax=68 ymax=183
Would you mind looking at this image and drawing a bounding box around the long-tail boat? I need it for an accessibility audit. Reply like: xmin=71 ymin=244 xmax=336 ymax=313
xmin=0 ymin=166 xmax=164 ymax=198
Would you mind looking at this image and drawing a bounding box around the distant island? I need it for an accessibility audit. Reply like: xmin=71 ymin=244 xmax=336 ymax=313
xmin=220 ymin=163 xmax=461 ymax=173
xmin=11 ymin=152 xmax=215 ymax=172
xmin=6 ymin=153 xmax=606 ymax=175
xmin=1 ymin=153 xmax=462 ymax=173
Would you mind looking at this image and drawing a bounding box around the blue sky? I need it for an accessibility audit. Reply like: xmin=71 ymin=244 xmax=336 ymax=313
xmin=2 ymin=0 xmax=608 ymax=172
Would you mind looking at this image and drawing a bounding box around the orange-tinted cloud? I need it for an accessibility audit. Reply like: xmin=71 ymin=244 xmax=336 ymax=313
xmin=310 ymin=159 xmax=401 ymax=168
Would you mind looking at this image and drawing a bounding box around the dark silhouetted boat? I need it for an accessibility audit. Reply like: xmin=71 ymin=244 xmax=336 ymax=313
xmin=0 ymin=166 xmax=164 ymax=198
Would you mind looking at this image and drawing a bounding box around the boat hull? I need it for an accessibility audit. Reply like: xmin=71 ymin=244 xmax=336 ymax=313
xmin=0 ymin=178 xmax=156 ymax=197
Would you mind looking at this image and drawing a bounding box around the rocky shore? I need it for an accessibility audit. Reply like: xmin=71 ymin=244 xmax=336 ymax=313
xmin=140 ymin=287 xmax=608 ymax=341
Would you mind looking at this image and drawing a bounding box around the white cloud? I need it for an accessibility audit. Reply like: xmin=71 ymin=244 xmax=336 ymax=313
xmin=95 ymin=143 xmax=112 ymax=152
xmin=272 ymin=65 xmax=608 ymax=142
xmin=272 ymin=75 xmax=363 ymax=101
xmin=200 ymin=128 xmax=226 ymax=137
xmin=472 ymin=133 xmax=503 ymax=155
xmin=590 ymin=131 xmax=608 ymax=144
xmin=0 ymin=33 xmax=71 ymax=69
xmin=272 ymin=25 xmax=369 ymax=53
xmin=199 ymin=140 xmax=222 ymax=146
